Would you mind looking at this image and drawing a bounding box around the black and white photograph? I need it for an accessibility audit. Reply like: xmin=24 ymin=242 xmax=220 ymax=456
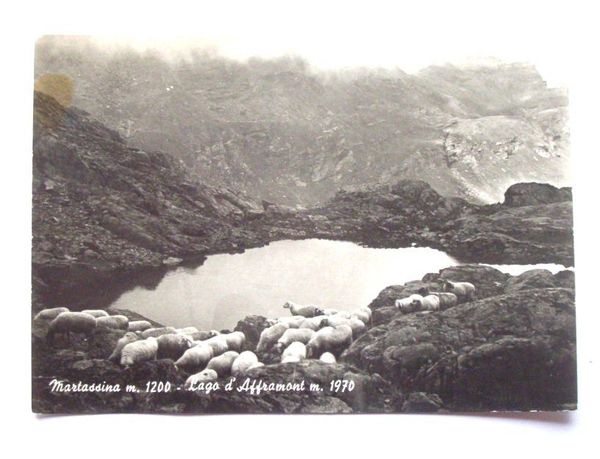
xmin=13 ymin=3 xmax=598 ymax=437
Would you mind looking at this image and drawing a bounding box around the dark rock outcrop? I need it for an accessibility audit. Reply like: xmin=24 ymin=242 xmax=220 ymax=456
xmin=504 ymin=182 xmax=572 ymax=207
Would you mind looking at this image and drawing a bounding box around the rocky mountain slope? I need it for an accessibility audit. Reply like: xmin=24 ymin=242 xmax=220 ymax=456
xmin=35 ymin=37 xmax=570 ymax=206
xmin=32 ymin=265 xmax=576 ymax=413
xmin=33 ymin=91 xmax=269 ymax=309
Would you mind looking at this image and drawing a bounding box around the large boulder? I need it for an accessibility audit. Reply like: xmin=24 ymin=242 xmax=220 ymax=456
xmin=341 ymin=287 xmax=576 ymax=411
xmin=504 ymin=183 xmax=572 ymax=207
xmin=504 ymin=269 xmax=557 ymax=294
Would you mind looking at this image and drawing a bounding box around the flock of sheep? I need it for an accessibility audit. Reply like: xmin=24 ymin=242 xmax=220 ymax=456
xmin=34 ymin=279 xmax=476 ymax=389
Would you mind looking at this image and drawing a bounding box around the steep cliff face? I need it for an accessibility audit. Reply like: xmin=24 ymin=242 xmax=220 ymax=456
xmin=33 ymin=91 xmax=268 ymax=308
xmin=35 ymin=38 xmax=570 ymax=206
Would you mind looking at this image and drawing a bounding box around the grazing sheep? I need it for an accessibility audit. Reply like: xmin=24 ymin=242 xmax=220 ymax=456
xmin=320 ymin=315 xmax=366 ymax=337
xmin=429 ymin=292 xmax=458 ymax=310
xmin=231 ymin=351 xmax=259 ymax=377
xmin=157 ymin=334 xmax=193 ymax=360
xmin=206 ymin=351 xmax=240 ymax=377
xmin=441 ymin=280 xmax=476 ymax=301
xmin=176 ymin=326 xmax=200 ymax=335
xmin=47 ymin=311 xmax=97 ymax=344
xmin=127 ymin=320 xmax=153 ymax=332
xmin=120 ymin=337 xmax=158 ymax=367
xmin=185 ymin=369 xmax=219 ymax=389
xmin=395 ymin=294 xmax=424 ymax=313
xmin=203 ymin=335 xmax=230 ymax=356
xmin=81 ymin=309 xmax=109 ymax=318
xmin=108 ymin=332 xmax=139 ymax=362
xmin=299 ymin=316 xmax=325 ymax=331
xmin=95 ymin=315 xmax=129 ymax=330
xmin=175 ymin=343 xmax=214 ymax=371
xmin=274 ymin=328 xmax=315 ymax=353
xmin=256 ymin=322 xmax=289 ymax=353
xmin=307 ymin=325 xmax=353 ymax=358
xmin=282 ymin=301 xmax=323 ymax=318
xmin=281 ymin=341 xmax=307 ymax=363
xmin=319 ymin=352 xmax=337 ymax=364
xmin=276 ymin=315 xmax=306 ymax=328
xmin=411 ymin=294 xmax=441 ymax=312
xmin=140 ymin=327 xmax=177 ymax=339
xmin=34 ymin=307 xmax=69 ymax=321
xmin=223 ymin=331 xmax=246 ymax=352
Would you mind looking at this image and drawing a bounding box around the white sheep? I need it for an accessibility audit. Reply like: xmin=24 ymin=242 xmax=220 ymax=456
xmin=395 ymin=294 xmax=424 ymax=313
xmin=223 ymin=331 xmax=246 ymax=352
xmin=204 ymin=335 xmax=230 ymax=356
xmin=319 ymin=352 xmax=337 ymax=364
xmin=206 ymin=350 xmax=240 ymax=377
xmin=81 ymin=309 xmax=109 ymax=318
xmin=34 ymin=307 xmax=69 ymax=321
xmin=321 ymin=308 xmax=340 ymax=316
xmin=299 ymin=316 xmax=325 ymax=331
xmin=127 ymin=320 xmax=153 ymax=332
xmin=429 ymin=291 xmax=458 ymax=310
xmin=441 ymin=280 xmax=476 ymax=301
xmin=47 ymin=311 xmax=97 ymax=344
xmin=320 ymin=315 xmax=366 ymax=337
xmin=256 ymin=322 xmax=289 ymax=353
xmin=120 ymin=337 xmax=158 ymax=367
xmin=247 ymin=362 xmax=264 ymax=371
xmin=175 ymin=326 xmax=200 ymax=335
xmin=231 ymin=351 xmax=259 ymax=376
xmin=157 ymin=333 xmax=193 ymax=360
xmin=282 ymin=301 xmax=323 ymax=318
xmin=411 ymin=294 xmax=441 ymax=312
xmin=352 ymin=307 xmax=372 ymax=325
xmin=274 ymin=328 xmax=315 ymax=353
xmin=306 ymin=324 xmax=353 ymax=358
xmin=281 ymin=341 xmax=307 ymax=363
xmin=185 ymin=330 xmax=220 ymax=341
xmin=175 ymin=343 xmax=214 ymax=371
xmin=140 ymin=327 xmax=177 ymax=339
xmin=184 ymin=368 xmax=218 ymax=389
xmin=95 ymin=315 xmax=129 ymax=330
xmin=276 ymin=315 xmax=306 ymax=328
xmin=108 ymin=332 xmax=139 ymax=362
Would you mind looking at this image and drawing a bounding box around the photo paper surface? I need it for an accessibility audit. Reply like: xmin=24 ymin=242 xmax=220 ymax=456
xmin=31 ymin=35 xmax=576 ymax=414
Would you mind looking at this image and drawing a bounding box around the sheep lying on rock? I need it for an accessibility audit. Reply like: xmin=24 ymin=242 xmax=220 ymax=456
xmin=140 ymin=327 xmax=177 ymax=339
xmin=157 ymin=334 xmax=193 ymax=360
xmin=441 ymin=280 xmax=476 ymax=301
xmin=395 ymin=294 xmax=424 ymax=313
xmin=275 ymin=328 xmax=315 ymax=353
xmin=95 ymin=315 xmax=129 ymax=330
xmin=34 ymin=307 xmax=69 ymax=321
xmin=120 ymin=337 xmax=158 ymax=367
xmin=428 ymin=292 xmax=458 ymax=310
xmin=128 ymin=320 xmax=153 ymax=332
xmin=281 ymin=342 xmax=307 ymax=363
xmin=231 ymin=351 xmax=260 ymax=376
xmin=81 ymin=309 xmax=109 ymax=318
xmin=282 ymin=301 xmax=323 ymax=318
xmin=175 ymin=343 xmax=214 ymax=371
xmin=185 ymin=369 xmax=218 ymax=389
xmin=307 ymin=324 xmax=353 ymax=358
xmin=223 ymin=331 xmax=246 ymax=352
xmin=108 ymin=332 xmax=139 ymax=362
xmin=319 ymin=352 xmax=337 ymax=364
xmin=47 ymin=311 xmax=97 ymax=344
xmin=206 ymin=351 xmax=239 ymax=377
xmin=411 ymin=294 xmax=441 ymax=312
xmin=256 ymin=322 xmax=289 ymax=353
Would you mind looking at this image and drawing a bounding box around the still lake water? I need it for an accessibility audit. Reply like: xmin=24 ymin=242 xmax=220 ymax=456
xmin=109 ymin=239 xmax=569 ymax=331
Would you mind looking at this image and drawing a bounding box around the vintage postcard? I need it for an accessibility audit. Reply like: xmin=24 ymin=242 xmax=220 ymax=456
xmin=31 ymin=35 xmax=575 ymax=414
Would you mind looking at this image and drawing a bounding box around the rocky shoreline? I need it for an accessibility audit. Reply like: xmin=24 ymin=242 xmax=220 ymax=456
xmin=32 ymin=264 xmax=576 ymax=414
